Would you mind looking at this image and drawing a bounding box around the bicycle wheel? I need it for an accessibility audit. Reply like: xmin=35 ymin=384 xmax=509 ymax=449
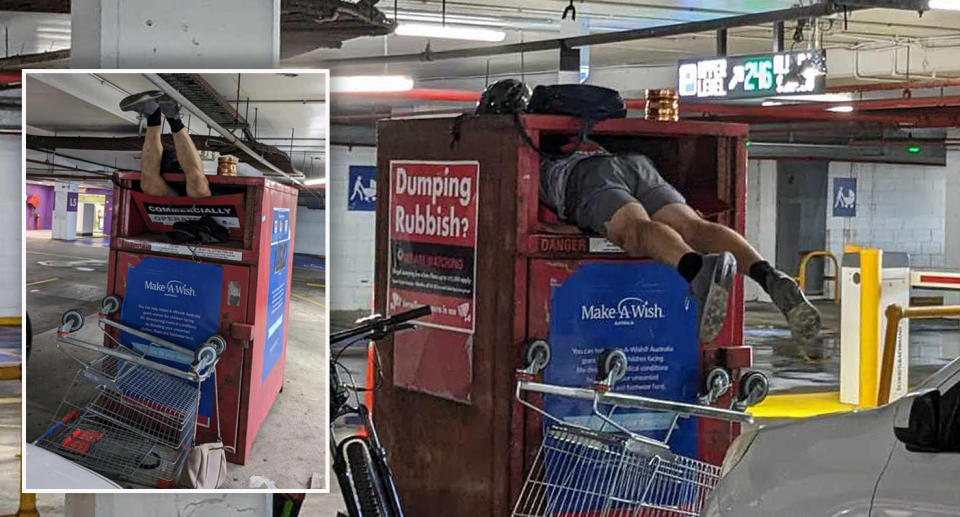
xmin=342 ymin=438 xmax=393 ymax=517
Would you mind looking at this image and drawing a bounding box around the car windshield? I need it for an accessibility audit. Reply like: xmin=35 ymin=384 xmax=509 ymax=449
xmin=917 ymin=355 xmax=960 ymax=392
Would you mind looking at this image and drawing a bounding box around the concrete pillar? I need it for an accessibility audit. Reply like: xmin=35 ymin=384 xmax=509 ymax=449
xmin=65 ymin=494 xmax=274 ymax=517
xmin=70 ymin=0 xmax=281 ymax=68
xmin=944 ymin=131 xmax=960 ymax=304
xmin=77 ymin=202 xmax=95 ymax=237
xmin=557 ymin=9 xmax=588 ymax=84
xmin=52 ymin=181 xmax=78 ymax=241
xmin=744 ymin=159 xmax=778 ymax=302
xmin=0 ymin=135 xmax=20 ymax=318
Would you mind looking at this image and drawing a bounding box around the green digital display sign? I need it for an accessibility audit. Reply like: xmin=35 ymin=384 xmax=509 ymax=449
xmin=678 ymin=50 xmax=827 ymax=100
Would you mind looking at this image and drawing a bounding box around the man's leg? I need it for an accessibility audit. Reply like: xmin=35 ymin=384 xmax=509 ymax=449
xmin=120 ymin=91 xmax=177 ymax=197
xmin=602 ymin=201 xmax=736 ymax=343
xmin=159 ymin=97 xmax=211 ymax=198
xmin=561 ymin=154 xmax=737 ymax=343
xmin=604 ymin=201 xmax=692 ymax=266
xmin=653 ymin=202 xmax=822 ymax=342
xmin=652 ymin=203 xmax=762 ymax=273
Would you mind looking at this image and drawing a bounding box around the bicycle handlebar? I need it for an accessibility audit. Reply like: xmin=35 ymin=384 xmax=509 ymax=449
xmin=330 ymin=305 xmax=432 ymax=344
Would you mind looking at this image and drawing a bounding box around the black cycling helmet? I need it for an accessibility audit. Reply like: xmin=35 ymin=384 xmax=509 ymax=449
xmin=475 ymin=79 xmax=532 ymax=115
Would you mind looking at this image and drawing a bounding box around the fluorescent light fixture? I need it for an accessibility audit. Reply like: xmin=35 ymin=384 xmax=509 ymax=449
xmin=304 ymin=178 xmax=326 ymax=186
xmin=929 ymin=0 xmax=960 ymax=10
xmin=761 ymin=101 xmax=784 ymax=107
xmin=777 ymin=93 xmax=853 ymax=103
xmin=330 ymin=75 xmax=413 ymax=93
xmin=395 ymin=23 xmax=506 ymax=42
xmin=827 ymin=105 xmax=855 ymax=113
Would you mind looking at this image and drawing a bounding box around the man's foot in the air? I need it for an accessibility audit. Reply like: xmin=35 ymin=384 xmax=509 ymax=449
xmin=765 ymin=269 xmax=822 ymax=342
xmin=689 ymin=252 xmax=737 ymax=343
xmin=157 ymin=94 xmax=182 ymax=120
xmin=119 ymin=90 xmax=164 ymax=117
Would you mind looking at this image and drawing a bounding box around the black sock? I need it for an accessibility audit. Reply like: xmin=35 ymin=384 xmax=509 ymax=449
xmin=749 ymin=260 xmax=776 ymax=291
xmin=146 ymin=107 xmax=162 ymax=127
xmin=677 ymin=252 xmax=703 ymax=283
xmin=167 ymin=117 xmax=184 ymax=133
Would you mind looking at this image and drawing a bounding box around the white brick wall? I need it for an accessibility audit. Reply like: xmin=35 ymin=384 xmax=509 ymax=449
xmin=293 ymin=206 xmax=325 ymax=256
xmin=826 ymin=161 xmax=948 ymax=275
xmin=329 ymin=145 xmax=377 ymax=313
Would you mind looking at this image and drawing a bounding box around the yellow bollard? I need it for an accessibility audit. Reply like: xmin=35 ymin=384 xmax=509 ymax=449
xmin=858 ymin=248 xmax=881 ymax=407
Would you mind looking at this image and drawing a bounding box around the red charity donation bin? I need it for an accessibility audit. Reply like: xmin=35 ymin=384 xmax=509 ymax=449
xmin=373 ymin=115 xmax=754 ymax=516
xmin=105 ymin=172 xmax=297 ymax=465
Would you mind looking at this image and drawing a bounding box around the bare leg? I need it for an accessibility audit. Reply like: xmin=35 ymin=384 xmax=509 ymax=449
xmin=652 ymin=203 xmax=763 ymax=274
xmin=654 ymin=202 xmax=822 ymax=341
xmin=140 ymin=126 xmax=178 ymax=197
xmin=604 ymin=202 xmax=694 ymax=267
xmin=171 ymin=129 xmax=211 ymax=198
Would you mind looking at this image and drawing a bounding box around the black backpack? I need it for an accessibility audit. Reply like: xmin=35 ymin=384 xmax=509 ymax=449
xmin=526 ymin=84 xmax=627 ymax=121
xmin=519 ymin=84 xmax=627 ymax=158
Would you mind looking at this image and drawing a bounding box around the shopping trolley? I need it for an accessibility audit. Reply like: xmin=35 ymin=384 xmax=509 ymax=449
xmin=34 ymin=295 xmax=225 ymax=488
xmin=512 ymin=342 xmax=755 ymax=517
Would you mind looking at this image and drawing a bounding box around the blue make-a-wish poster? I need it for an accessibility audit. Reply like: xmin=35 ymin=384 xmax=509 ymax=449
xmin=541 ymin=262 xmax=701 ymax=514
xmin=120 ymin=256 xmax=223 ymax=423
xmin=544 ymin=262 xmax=700 ymax=454
xmin=262 ymin=208 xmax=290 ymax=384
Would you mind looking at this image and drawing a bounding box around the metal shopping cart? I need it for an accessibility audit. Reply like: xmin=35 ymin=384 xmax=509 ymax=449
xmin=34 ymin=295 xmax=225 ymax=488
xmin=512 ymin=343 xmax=756 ymax=517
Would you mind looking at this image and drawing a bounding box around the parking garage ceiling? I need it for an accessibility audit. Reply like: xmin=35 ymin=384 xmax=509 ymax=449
xmin=23 ymin=72 xmax=327 ymax=183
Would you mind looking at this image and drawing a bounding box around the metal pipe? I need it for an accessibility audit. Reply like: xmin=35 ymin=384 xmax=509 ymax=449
xmin=143 ymin=73 xmax=305 ymax=186
xmin=879 ymin=304 xmax=960 ymax=405
xmin=826 ymin=78 xmax=960 ymax=93
xmin=25 ymin=158 xmax=113 ymax=176
xmin=318 ymin=2 xmax=925 ymax=66
xmin=517 ymin=380 xmax=754 ymax=423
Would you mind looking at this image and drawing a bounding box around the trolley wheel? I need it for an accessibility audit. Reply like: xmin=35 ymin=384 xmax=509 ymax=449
xmin=342 ymin=438 xmax=392 ymax=517
xmin=705 ymin=368 xmax=731 ymax=394
xmin=739 ymin=370 xmax=770 ymax=407
xmin=194 ymin=346 xmax=217 ymax=367
xmin=597 ymin=348 xmax=628 ymax=383
xmin=100 ymin=295 xmax=121 ymax=315
xmin=206 ymin=335 xmax=227 ymax=356
xmin=523 ymin=340 xmax=551 ymax=373
xmin=60 ymin=310 xmax=84 ymax=333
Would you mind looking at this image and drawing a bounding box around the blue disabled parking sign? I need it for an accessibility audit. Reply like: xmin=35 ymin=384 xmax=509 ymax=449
xmin=833 ymin=177 xmax=857 ymax=217
xmin=348 ymin=166 xmax=377 ymax=211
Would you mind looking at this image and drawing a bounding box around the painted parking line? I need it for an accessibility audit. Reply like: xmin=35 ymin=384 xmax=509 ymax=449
xmin=26 ymin=277 xmax=58 ymax=287
xmin=291 ymin=292 xmax=326 ymax=309
xmin=27 ymin=250 xmax=102 ymax=261
xmin=306 ymin=282 xmax=325 ymax=288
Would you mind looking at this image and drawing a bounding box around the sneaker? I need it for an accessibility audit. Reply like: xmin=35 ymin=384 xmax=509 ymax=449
xmin=119 ymin=90 xmax=164 ymax=116
xmin=689 ymin=252 xmax=737 ymax=343
xmin=157 ymin=94 xmax=182 ymax=120
xmin=766 ymin=270 xmax=822 ymax=342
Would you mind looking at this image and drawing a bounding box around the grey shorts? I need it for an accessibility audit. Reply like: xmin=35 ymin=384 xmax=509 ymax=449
xmin=562 ymin=153 xmax=686 ymax=235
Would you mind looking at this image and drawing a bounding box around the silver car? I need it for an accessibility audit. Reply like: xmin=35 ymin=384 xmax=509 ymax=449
xmin=705 ymin=356 xmax=960 ymax=517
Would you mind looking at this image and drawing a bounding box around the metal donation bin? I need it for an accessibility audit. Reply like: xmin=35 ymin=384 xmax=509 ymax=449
xmin=105 ymin=172 xmax=297 ymax=464
xmin=373 ymin=115 xmax=755 ymax=516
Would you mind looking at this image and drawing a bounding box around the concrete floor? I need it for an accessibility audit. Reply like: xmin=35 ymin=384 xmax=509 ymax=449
xmin=24 ymin=231 xmax=327 ymax=491
xmin=746 ymin=299 xmax=960 ymax=394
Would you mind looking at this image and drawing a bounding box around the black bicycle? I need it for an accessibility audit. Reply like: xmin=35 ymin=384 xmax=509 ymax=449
xmin=330 ymin=305 xmax=430 ymax=517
